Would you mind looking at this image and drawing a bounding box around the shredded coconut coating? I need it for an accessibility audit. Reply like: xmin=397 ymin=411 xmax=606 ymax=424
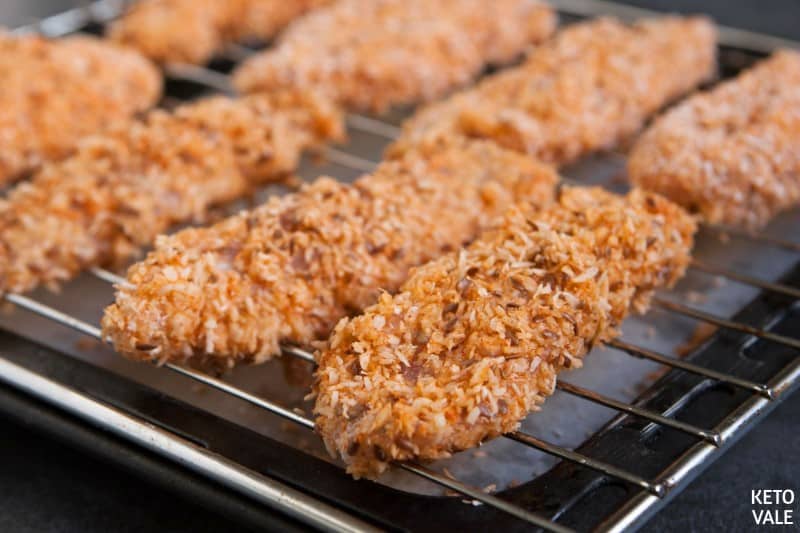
xmin=629 ymin=50 xmax=800 ymax=229
xmin=0 ymin=92 xmax=343 ymax=295
xmin=314 ymin=187 xmax=696 ymax=478
xmin=101 ymin=139 xmax=558 ymax=370
xmin=388 ymin=16 xmax=717 ymax=165
xmin=108 ymin=0 xmax=332 ymax=65
xmin=232 ymin=0 xmax=556 ymax=113
xmin=172 ymin=90 xmax=344 ymax=182
xmin=0 ymin=32 xmax=160 ymax=185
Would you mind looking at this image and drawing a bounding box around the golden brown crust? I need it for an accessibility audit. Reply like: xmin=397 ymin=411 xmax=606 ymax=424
xmin=387 ymin=16 xmax=717 ymax=165
xmin=107 ymin=0 xmax=332 ymax=65
xmin=314 ymin=187 xmax=696 ymax=478
xmin=172 ymin=90 xmax=344 ymax=182
xmin=101 ymin=139 xmax=558 ymax=369
xmin=0 ymin=32 xmax=160 ymax=185
xmin=232 ymin=0 xmax=556 ymax=113
xmin=0 ymin=92 xmax=343 ymax=295
xmin=629 ymin=50 xmax=800 ymax=229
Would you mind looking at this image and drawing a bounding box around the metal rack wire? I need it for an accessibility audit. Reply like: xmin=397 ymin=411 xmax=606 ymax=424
xmin=0 ymin=0 xmax=799 ymax=531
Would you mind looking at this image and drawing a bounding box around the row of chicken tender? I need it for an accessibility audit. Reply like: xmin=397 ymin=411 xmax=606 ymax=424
xmin=0 ymin=0 xmax=561 ymax=298
xmin=2 ymin=0 xmax=552 ymax=190
xmin=4 ymin=3 xmax=798 ymax=479
xmin=102 ymin=15 xmax=716 ymax=367
xmin=11 ymin=1 xmax=796 ymax=230
xmin=17 ymin=0 xmax=798 ymax=230
xmin=98 ymin=16 xmax=722 ymax=477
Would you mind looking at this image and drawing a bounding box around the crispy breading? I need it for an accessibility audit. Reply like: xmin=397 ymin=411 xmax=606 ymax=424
xmin=101 ymin=139 xmax=558 ymax=370
xmin=107 ymin=0 xmax=332 ymax=65
xmin=314 ymin=187 xmax=696 ymax=478
xmin=0 ymin=32 xmax=160 ymax=185
xmin=0 ymin=92 xmax=343 ymax=295
xmin=388 ymin=17 xmax=716 ymax=165
xmin=233 ymin=0 xmax=556 ymax=113
xmin=629 ymin=50 xmax=800 ymax=229
xmin=172 ymin=90 xmax=344 ymax=182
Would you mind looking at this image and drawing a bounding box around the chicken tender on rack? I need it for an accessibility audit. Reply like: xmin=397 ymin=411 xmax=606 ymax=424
xmin=0 ymin=92 xmax=343 ymax=295
xmin=101 ymin=139 xmax=559 ymax=370
xmin=0 ymin=32 xmax=160 ymax=185
xmin=108 ymin=0 xmax=332 ymax=65
xmin=388 ymin=16 xmax=716 ymax=165
xmin=629 ymin=50 xmax=800 ymax=229
xmin=314 ymin=187 xmax=696 ymax=478
xmin=233 ymin=0 xmax=556 ymax=113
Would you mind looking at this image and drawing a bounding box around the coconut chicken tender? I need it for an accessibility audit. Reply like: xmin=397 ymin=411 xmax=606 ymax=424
xmin=0 ymin=32 xmax=160 ymax=185
xmin=233 ymin=0 xmax=556 ymax=113
xmin=629 ymin=50 xmax=800 ymax=229
xmin=388 ymin=16 xmax=716 ymax=166
xmin=101 ymin=139 xmax=558 ymax=370
xmin=0 ymin=91 xmax=343 ymax=295
xmin=314 ymin=187 xmax=696 ymax=478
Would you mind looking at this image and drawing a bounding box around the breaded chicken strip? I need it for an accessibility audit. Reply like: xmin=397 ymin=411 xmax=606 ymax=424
xmin=388 ymin=17 xmax=716 ymax=165
xmin=315 ymin=187 xmax=696 ymax=478
xmin=108 ymin=0 xmax=332 ymax=65
xmin=629 ymin=50 xmax=800 ymax=229
xmin=233 ymin=0 xmax=556 ymax=113
xmin=101 ymin=139 xmax=558 ymax=370
xmin=0 ymin=92 xmax=343 ymax=294
xmin=0 ymin=32 xmax=160 ymax=185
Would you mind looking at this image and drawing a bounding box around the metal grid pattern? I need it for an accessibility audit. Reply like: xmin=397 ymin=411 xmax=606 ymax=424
xmin=0 ymin=1 xmax=798 ymax=531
